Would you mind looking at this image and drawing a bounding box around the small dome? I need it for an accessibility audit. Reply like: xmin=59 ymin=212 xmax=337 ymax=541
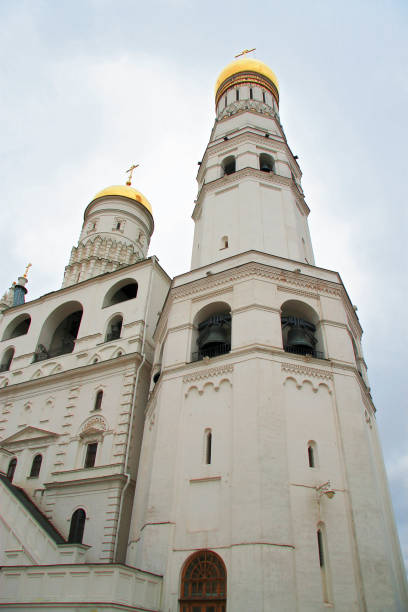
xmin=92 ymin=185 xmax=152 ymax=215
xmin=215 ymin=58 xmax=279 ymax=106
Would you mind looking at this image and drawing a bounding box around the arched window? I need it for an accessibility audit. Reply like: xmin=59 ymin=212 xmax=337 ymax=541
xmin=0 ymin=347 xmax=14 ymax=372
xmin=205 ymin=430 xmax=212 ymax=465
xmin=236 ymin=89 xmax=239 ymax=101
xmin=105 ymin=315 xmax=123 ymax=342
xmin=7 ymin=458 xmax=17 ymax=483
xmin=68 ymin=508 xmax=86 ymax=544
xmin=262 ymin=91 xmax=266 ymax=103
xmin=259 ymin=153 xmax=274 ymax=173
xmin=192 ymin=302 xmax=231 ymax=362
xmin=249 ymin=87 xmax=253 ymax=99
xmin=221 ymin=156 xmax=236 ymax=176
xmin=94 ymin=390 xmax=103 ymax=411
xmin=220 ymin=236 xmax=229 ymax=249
xmin=33 ymin=301 xmax=83 ymax=362
xmin=308 ymin=442 xmax=318 ymax=468
xmin=29 ymin=454 xmax=42 ymax=478
xmin=103 ymin=279 xmax=138 ymax=308
xmin=180 ymin=550 xmax=227 ymax=611
xmin=2 ymin=314 xmax=31 ymax=341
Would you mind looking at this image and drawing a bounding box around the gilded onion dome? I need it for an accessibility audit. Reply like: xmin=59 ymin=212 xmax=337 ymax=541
xmin=215 ymin=57 xmax=279 ymax=107
xmin=92 ymin=185 xmax=152 ymax=215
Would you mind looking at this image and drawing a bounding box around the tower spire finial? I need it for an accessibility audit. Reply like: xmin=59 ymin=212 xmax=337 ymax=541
xmin=235 ymin=48 xmax=256 ymax=59
xmin=126 ymin=164 xmax=139 ymax=186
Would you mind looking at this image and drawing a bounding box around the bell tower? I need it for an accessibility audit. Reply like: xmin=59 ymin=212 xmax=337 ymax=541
xmin=191 ymin=56 xmax=314 ymax=270
xmin=127 ymin=57 xmax=408 ymax=611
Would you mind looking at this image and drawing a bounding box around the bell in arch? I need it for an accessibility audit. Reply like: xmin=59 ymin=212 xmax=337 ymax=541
xmin=197 ymin=313 xmax=231 ymax=357
xmin=282 ymin=315 xmax=316 ymax=355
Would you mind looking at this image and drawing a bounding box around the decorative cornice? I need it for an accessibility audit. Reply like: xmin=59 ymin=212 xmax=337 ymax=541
xmin=277 ymin=285 xmax=319 ymax=300
xmin=195 ymin=167 xmax=309 ymax=218
xmin=183 ymin=364 xmax=234 ymax=384
xmin=281 ymin=362 xmax=333 ymax=381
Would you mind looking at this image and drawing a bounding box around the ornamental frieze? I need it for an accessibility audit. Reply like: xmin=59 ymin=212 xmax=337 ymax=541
xmin=183 ymin=364 xmax=234 ymax=384
xmin=281 ymin=362 xmax=333 ymax=381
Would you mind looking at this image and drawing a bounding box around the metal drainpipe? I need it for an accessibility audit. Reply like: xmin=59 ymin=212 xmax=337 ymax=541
xmin=113 ymin=256 xmax=156 ymax=561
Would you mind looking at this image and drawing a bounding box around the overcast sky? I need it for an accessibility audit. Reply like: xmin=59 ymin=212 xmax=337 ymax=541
xmin=1 ymin=0 xmax=407 ymax=570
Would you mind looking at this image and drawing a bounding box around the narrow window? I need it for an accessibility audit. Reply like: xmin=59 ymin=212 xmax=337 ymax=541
xmin=94 ymin=390 xmax=103 ymax=411
xmin=29 ymin=454 xmax=42 ymax=478
xmin=7 ymin=458 xmax=17 ymax=482
xmin=262 ymin=91 xmax=266 ymax=103
xmin=317 ymin=525 xmax=332 ymax=603
xmin=220 ymin=235 xmax=229 ymax=249
xmin=68 ymin=508 xmax=86 ymax=544
xmin=116 ymin=221 xmax=121 ymax=230
xmin=236 ymin=89 xmax=239 ymax=101
xmin=84 ymin=442 xmax=97 ymax=468
xmin=317 ymin=529 xmax=324 ymax=566
xmin=205 ymin=431 xmax=212 ymax=464
xmin=308 ymin=445 xmax=315 ymax=468
xmin=250 ymin=87 xmax=253 ymax=99
xmin=224 ymin=96 xmax=227 ymax=108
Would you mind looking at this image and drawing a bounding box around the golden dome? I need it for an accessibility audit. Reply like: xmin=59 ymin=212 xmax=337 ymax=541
xmin=92 ymin=185 xmax=152 ymax=215
xmin=215 ymin=58 xmax=279 ymax=106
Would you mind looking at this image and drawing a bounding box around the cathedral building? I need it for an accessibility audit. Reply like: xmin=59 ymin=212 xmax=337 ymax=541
xmin=0 ymin=57 xmax=406 ymax=611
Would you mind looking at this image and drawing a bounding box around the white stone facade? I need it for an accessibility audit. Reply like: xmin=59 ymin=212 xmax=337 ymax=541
xmin=0 ymin=59 xmax=406 ymax=611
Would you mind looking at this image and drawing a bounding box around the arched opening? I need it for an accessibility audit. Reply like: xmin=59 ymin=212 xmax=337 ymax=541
xmin=205 ymin=429 xmax=212 ymax=465
xmin=307 ymin=441 xmax=318 ymax=468
xmin=33 ymin=301 xmax=83 ymax=362
xmin=2 ymin=314 xmax=31 ymax=341
xmin=259 ymin=152 xmax=275 ymax=173
xmin=180 ymin=549 xmax=227 ymax=612
xmin=221 ymin=156 xmax=236 ymax=176
xmin=29 ymin=454 xmax=42 ymax=478
xmin=0 ymin=347 xmax=14 ymax=372
xmin=192 ymin=302 xmax=231 ymax=362
xmin=281 ymin=300 xmax=324 ymax=359
xmin=7 ymin=458 xmax=17 ymax=482
xmin=94 ymin=390 xmax=103 ymax=411
xmin=105 ymin=315 xmax=123 ymax=342
xmin=220 ymin=236 xmax=229 ymax=249
xmin=103 ymin=279 xmax=138 ymax=308
xmin=68 ymin=508 xmax=86 ymax=544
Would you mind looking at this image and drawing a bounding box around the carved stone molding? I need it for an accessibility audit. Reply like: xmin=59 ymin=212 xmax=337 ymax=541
xmin=196 ymin=167 xmax=309 ymax=217
xmin=183 ymin=364 xmax=234 ymax=384
xmin=281 ymin=362 xmax=333 ymax=381
xmin=277 ymin=285 xmax=319 ymax=300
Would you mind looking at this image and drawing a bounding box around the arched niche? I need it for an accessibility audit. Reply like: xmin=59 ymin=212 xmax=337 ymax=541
xmin=34 ymin=301 xmax=83 ymax=362
xmin=191 ymin=301 xmax=231 ymax=362
xmin=105 ymin=313 xmax=123 ymax=342
xmin=0 ymin=347 xmax=15 ymax=372
xmin=281 ymin=299 xmax=324 ymax=358
xmin=102 ymin=278 xmax=138 ymax=308
xmin=2 ymin=314 xmax=31 ymax=341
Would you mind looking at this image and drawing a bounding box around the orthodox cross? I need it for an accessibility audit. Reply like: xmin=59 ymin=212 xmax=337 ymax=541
xmin=23 ymin=263 xmax=32 ymax=278
xmin=235 ymin=48 xmax=256 ymax=58
xmin=126 ymin=164 xmax=139 ymax=186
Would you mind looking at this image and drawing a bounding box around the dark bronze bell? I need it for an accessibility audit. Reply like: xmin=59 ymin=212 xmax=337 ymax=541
xmin=287 ymin=326 xmax=315 ymax=350
xmin=260 ymin=162 xmax=272 ymax=172
xmin=200 ymin=326 xmax=229 ymax=348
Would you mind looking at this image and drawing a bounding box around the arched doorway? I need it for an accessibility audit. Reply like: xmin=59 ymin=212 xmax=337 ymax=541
xmin=180 ymin=549 xmax=226 ymax=612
